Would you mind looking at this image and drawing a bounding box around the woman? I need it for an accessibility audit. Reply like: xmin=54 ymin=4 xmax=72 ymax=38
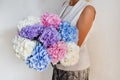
xmin=52 ymin=0 xmax=96 ymax=80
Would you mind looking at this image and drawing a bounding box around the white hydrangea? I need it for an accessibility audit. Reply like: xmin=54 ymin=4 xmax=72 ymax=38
xmin=60 ymin=42 xmax=80 ymax=66
xmin=17 ymin=16 xmax=40 ymax=31
xmin=12 ymin=35 xmax=36 ymax=60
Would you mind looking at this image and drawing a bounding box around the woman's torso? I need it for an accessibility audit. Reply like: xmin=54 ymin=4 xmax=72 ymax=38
xmin=56 ymin=0 xmax=91 ymax=71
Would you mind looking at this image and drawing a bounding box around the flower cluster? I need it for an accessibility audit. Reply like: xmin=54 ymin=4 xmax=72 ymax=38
xmin=17 ymin=16 xmax=40 ymax=31
xmin=12 ymin=13 xmax=79 ymax=72
xmin=41 ymin=13 xmax=61 ymax=29
xmin=26 ymin=42 xmax=51 ymax=71
xmin=12 ymin=35 xmax=36 ymax=60
xmin=47 ymin=41 xmax=67 ymax=64
xmin=60 ymin=42 xmax=80 ymax=66
xmin=59 ymin=21 xmax=78 ymax=43
xmin=38 ymin=26 xmax=61 ymax=48
xmin=19 ymin=24 xmax=43 ymax=40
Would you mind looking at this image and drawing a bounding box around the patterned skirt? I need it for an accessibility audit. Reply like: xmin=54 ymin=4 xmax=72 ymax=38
xmin=52 ymin=67 xmax=90 ymax=80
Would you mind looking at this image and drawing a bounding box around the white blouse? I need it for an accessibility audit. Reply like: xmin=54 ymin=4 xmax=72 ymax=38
xmin=56 ymin=0 xmax=93 ymax=71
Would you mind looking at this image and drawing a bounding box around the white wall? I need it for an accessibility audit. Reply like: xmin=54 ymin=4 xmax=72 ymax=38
xmin=88 ymin=0 xmax=120 ymax=80
xmin=0 ymin=0 xmax=120 ymax=80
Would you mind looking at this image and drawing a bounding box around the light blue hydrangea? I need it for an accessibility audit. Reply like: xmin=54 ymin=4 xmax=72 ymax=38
xmin=26 ymin=42 xmax=51 ymax=72
xmin=59 ymin=21 xmax=78 ymax=43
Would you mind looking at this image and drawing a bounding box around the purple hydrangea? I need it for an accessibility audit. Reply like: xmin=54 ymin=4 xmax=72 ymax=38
xmin=38 ymin=26 xmax=61 ymax=48
xmin=19 ymin=24 xmax=44 ymax=40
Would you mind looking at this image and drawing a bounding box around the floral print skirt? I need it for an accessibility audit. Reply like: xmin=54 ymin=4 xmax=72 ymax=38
xmin=52 ymin=67 xmax=89 ymax=80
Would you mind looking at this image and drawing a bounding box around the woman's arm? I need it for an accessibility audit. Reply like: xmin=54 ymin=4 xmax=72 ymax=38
xmin=77 ymin=5 xmax=96 ymax=47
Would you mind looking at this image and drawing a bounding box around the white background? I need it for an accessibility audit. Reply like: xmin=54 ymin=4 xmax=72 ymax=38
xmin=0 ymin=0 xmax=120 ymax=80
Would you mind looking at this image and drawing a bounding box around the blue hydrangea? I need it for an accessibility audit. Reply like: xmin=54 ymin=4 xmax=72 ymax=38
xmin=26 ymin=42 xmax=51 ymax=72
xmin=59 ymin=21 xmax=78 ymax=43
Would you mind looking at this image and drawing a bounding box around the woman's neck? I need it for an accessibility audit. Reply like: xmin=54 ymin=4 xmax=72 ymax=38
xmin=69 ymin=0 xmax=79 ymax=6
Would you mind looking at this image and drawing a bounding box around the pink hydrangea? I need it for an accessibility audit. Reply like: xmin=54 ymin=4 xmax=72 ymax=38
xmin=41 ymin=13 xmax=61 ymax=29
xmin=47 ymin=41 xmax=67 ymax=64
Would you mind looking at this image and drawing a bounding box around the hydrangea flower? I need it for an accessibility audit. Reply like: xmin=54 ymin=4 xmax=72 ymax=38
xmin=12 ymin=13 xmax=80 ymax=72
xmin=38 ymin=26 xmax=61 ymax=48
xmin=60 ymin=42 xmax=80 ymax=66
xmin=26 ymin=42 xmax=51 ymax=72
xmin=19 ymin=24 xmax=44 ymax=40
xmin=59 ymin=21 xmax=78 ymax=43
xmin=41 ymin=13 xmax=61 ymax=29
xmin=12 ymin=35 xmax=36 ymax=60
xmin=47 ymin=41 xmax=67 ymax=64
xmin=17 ymin=16 xmax=40 ymax=31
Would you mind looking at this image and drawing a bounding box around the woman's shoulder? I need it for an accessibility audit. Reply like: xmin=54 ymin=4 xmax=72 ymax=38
xmin=77 ymin=5 xmax=96 ymax=25
xmin=83 ymin=5 xmax=96 ymax=20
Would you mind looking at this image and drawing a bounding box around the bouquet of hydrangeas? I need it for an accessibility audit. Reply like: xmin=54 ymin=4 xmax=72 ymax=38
xmin=12 ymin=13 xmax=80 ymax=72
